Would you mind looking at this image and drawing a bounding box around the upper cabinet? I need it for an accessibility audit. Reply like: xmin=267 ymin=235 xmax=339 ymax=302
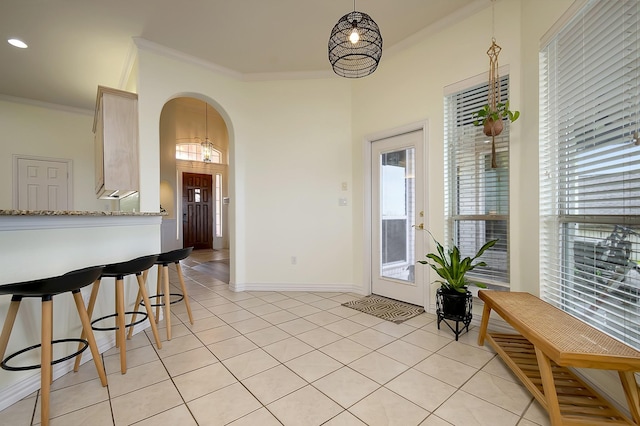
xmin=93 ymin=86 xmax=139 ymax=199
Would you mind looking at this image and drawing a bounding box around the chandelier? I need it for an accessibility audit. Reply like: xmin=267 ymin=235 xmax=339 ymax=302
xmin=201 ymin=102 xmax=214 ymax=163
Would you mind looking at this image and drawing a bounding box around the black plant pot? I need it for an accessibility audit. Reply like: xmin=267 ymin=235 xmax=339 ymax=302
xmin=436 ymin=288 xmax=472 ymax=340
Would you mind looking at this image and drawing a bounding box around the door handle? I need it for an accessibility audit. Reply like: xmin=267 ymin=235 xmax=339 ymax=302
xmin=416 ymin=223 xmax=424 ymax=230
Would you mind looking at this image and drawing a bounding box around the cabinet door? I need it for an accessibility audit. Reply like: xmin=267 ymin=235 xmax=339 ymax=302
xmin=94 ymin=97 xmax=105 ymax=194
xmin=101 ymin=93 xmax=139 ymax=193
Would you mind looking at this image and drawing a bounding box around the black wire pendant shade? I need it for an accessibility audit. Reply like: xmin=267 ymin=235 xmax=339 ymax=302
xmin=328 ymin=10 xmax=383 ymax=78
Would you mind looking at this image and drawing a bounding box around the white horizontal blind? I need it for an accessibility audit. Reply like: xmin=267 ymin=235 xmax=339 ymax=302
xmin=444 ymin=76 xmax=510 ymax=287
xmin=540 ymin=0 xmax=640 ymax=349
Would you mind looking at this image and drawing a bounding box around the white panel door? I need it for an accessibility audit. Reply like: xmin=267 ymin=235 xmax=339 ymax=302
xmin=371 ymin=130 xmax=425 ymax=306
xmin=17 ymin=158 xmax=69 ymax=210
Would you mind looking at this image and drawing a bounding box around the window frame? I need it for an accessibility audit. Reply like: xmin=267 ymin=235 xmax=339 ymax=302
xmin=444 ymin=74 xmax=511 ymax=289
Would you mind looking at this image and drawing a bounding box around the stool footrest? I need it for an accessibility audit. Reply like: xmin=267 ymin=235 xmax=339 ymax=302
xmin=141 ymin=293 xmax=185 ymax=308
xmin=91 ymin=311 xmax=149 ymax=331
xmin=1 ymin=338 xmax=89 ymax=371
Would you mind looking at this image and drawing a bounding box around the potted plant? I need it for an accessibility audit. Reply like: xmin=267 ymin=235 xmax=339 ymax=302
xmin=472 ymin=101 xmax=520 ymax=137
xmin=418 ymin=231 xmax=497 ymax=339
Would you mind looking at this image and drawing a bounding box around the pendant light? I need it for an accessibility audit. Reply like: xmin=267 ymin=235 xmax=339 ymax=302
xmin=328 ymin=0 xmax=383 ymax=78
xmin=201 ymin=102 xmax=214 ymax=163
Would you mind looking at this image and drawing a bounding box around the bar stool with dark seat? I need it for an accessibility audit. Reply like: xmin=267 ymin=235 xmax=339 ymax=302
xmin=74 ymin=255 xmax=162 ymax=375
xmin=0 ymin=266 xmax=107 ymax=426
xmin=129 ymin=247 xmax=194 ymax=341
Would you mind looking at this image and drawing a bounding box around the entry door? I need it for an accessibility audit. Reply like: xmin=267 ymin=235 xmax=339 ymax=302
xmin=16 ymin=158 xmax=70 ymax=210
xmin=182 ymin=172 xmax=213 ymax=249
xmin=371 ymin=130 xmax=425 ymax=306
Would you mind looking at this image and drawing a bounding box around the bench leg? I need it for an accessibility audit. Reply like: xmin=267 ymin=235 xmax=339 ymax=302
xmin=477 ymin=302 xmax=491 ymax=346
xmin=619 ymin=371 xmax=640 ymax=424
xmin=535 ymin=346 xmax=562 ymax=426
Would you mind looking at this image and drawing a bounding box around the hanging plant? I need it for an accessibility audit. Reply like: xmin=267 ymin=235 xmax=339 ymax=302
xmin=473 ymin=101 xmax=519 ymax=137
xmin=471 ymin=36 xmax=520 ymax=168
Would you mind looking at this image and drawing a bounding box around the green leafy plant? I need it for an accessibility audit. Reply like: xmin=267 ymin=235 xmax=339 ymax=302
xmin=472 ymin=101 xmax=520 ymax=127
xmin=418 ymin=231 xmax=497 ymax=293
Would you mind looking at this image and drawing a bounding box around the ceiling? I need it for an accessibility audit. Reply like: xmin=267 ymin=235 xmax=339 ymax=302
xmin=0 ymin=0 xmax=483 ymax=111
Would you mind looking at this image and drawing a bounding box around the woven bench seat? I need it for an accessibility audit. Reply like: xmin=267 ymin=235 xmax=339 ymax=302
xmin=477 ymin=290 xmax=640 ymax=426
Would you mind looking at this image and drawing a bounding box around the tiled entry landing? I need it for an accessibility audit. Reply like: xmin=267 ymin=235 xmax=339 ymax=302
xmin=0 ymin=250 xmax=549 ymax=425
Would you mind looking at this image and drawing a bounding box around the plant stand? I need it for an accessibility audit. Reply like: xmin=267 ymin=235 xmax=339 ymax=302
xmin=436 ymin=288 xmax=472 ymax=341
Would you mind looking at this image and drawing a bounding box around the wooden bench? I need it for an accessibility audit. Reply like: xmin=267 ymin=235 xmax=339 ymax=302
xmin=477 ymin=290 xmax=640 ymax=425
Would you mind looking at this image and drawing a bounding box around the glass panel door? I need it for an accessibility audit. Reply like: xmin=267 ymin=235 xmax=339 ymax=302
xmin=371 ymin=130 xmax=425 ymax=306
xmin=380 ymin=148 xmax=415 ymax=281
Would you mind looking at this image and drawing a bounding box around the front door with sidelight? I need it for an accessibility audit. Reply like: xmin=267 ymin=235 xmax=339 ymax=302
xmin=182 ymin=172 xmax=213 ymax=249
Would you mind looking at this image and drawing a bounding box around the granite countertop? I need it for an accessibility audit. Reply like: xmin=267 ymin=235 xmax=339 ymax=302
xmin=0 ymin=210 xmax=165 ymax=216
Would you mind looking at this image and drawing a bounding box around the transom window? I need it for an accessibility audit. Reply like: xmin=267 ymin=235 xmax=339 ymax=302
xmin=176 ymin=143 xmax=221 ymax=163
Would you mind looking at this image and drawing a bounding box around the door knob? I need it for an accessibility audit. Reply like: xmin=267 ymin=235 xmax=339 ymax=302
xmin=416 ymin=223 xmax=424 ymax=230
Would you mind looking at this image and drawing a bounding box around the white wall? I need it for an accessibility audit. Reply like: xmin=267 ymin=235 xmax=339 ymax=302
xmin=0 ymin=99 xmax=104 ymax=212
xmin=135 ymin=51 xmax=356 ymax=291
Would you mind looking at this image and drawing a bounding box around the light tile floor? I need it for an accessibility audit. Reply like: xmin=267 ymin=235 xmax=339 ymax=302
xmin=0 ymin=250 xmax=550 ymax=426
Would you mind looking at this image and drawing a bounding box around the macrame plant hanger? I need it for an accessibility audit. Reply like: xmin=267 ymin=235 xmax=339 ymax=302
xmin=487 ymin=0 xmax=501 ymax=169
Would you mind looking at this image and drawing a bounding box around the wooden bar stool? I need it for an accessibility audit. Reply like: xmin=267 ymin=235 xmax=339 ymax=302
xmin=0 ymin=266 xmax=107 ymax=426
xmin=74 ymin=255 xmax=162 ymax=375
xmin=129 ymin=247 xmax=194 ymax=341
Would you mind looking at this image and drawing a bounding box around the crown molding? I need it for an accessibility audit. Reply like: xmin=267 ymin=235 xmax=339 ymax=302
xmin=0 ymin=94 xmax=93 ymax=115
xmin=119 ymin=38 xmax=139 ymax=89
xmin=133 ymin=37 xmax=243 ymax=81
xmin=242 ymin=69 xmax=336 ymax=82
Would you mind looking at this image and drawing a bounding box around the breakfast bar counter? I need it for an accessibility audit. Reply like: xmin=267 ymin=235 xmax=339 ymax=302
xmin=0 ymin=209 xmax=163 ymax=411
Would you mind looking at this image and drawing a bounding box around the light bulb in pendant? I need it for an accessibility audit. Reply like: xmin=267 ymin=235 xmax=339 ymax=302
xmin=349 ymin=28 xmax=360 ymax=44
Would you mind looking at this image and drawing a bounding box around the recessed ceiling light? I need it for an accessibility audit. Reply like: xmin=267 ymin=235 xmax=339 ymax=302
xmin=8 ymin=39 xmax=28 ymax=49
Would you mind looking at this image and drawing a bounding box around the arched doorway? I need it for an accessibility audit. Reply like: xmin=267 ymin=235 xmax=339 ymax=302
xmin=158 ymin=96 xmax=230 ymax=278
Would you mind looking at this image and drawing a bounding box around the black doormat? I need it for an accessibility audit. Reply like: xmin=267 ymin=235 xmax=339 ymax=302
xmin=342 ymin=295 xmax=425 ymax=324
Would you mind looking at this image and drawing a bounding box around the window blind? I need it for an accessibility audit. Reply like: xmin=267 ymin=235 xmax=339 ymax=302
xmin=540 ymin=0 xmax=640 ymax=349
xmin=444 ymin=76 xmax=510 ymax=287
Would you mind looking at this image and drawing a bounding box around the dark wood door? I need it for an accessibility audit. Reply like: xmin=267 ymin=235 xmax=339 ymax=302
xmin=182 ymin=172 xmax=213 ymax=249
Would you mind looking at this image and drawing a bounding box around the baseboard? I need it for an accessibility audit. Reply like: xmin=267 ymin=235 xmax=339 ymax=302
xmin=0 ymin=324 xmax=149 ymax=412
xmin=229 ymin=281 xmax=365 ymax=294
